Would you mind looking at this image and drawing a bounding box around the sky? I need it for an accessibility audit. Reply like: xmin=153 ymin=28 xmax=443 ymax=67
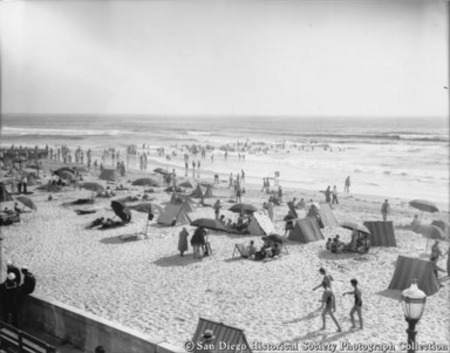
xmin=0 ymin=0 xmax=448 ymax=118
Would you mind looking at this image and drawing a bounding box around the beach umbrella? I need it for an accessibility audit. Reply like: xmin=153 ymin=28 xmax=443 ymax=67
xmin=431 ymin=220 xmax=449 ymax=237
xmin=414 ymin=225 xmax=446 ymax=240
xmin=409 ymin=200 xmax=439 ymax=222
xmin=178 ymin=180 xmax=196 ymax=189
xmin=16 ymin=196 xmax=37 ymax=211
xmin=111 ymin=201 xmax=131 ymax=222
xmin=153 ymin=168 xmax=170 ymax=175
xmin=56 ymin=167 xmax=75 ymax=174
xmin=228 ymin=203 xmax=258 ymax=214
xmin=132 ymin=178 xmax=160 ymax=187
xmin=190 ymin=218 xmax=233 ymax=233
xmin=81 ymin=182 xmax=105 ymax=192
xmin=54 ymin=170 xmax=75 ymax=182
xmin=409 ymin=200 xmax=439 ymax=213
xmin=130 ymin=203 xmax=163 ymax=214
xmin=340 ymin=221 xmax=371 ymax=235
xmin=413 ymin=224 xmax=446 ymax=252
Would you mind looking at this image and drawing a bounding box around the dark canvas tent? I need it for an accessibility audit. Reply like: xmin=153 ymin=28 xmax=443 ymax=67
xmin=363 ymin=221 xmax=397 ymax=247
xmin=193 ymin=318 xmax=252 ymax=353
xmin=157 ymin=203 xmax=191 ymax=226
xmin=388 ymin=256 xmax=440 ymax=296
xmin=306 ymin=203 xmax=339 ymax=228
xmin=99 ymin=168 xmax=116 ymax=181
xmin=190 ymin=184 xmax=213 ymax=199
xmin=289 ymin=217 xmax=324 ymax=243
xmin=0 ymin=183 xmax=13 ymax=202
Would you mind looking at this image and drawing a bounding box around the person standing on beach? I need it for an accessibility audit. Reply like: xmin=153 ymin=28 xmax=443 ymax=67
xmin=344 ymin=176 xmax=351 ymax=193
xmin=343 ymin=278 xmax=363 ymax=330
xmin=381 ymin=199 xmax=390 ymax=221
xmin=332 ymin=185 xmax=339 ymax=205
xmin=213 ymin=200 xmax=221 ymax=220
xmin=319 ymin=282 xmax=342 ymax=332
xmin=324 ymin=186 xmax=331 ymax=204
xmin=283 ymin=211 xmax=295 ymax=236
xmin=178 ymin=227 xmax=189 ymax=257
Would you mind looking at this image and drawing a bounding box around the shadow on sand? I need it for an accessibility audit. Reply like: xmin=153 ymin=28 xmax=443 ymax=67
xmin=152 ymin=253 xmax=201 ymax=267
xmin=282 ymin=310 xmax=320 ymax=325
xmin=317 ymin=250 xmax=356 ymax=261
xmin=376 ymin=289 xmax=401 ymax=300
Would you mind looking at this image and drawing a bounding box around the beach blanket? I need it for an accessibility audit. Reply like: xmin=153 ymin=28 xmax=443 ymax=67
xmin=75 ymin=209 xmax=97 ymax=215
xmin=71 ymin=198 xmax=95 ymax=205
xmin=100 ymin=221 xmax=127 ymax=229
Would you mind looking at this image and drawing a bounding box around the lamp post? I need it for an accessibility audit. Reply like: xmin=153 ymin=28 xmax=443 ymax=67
xmin=401 ymin=280 xmax=427 ymax=353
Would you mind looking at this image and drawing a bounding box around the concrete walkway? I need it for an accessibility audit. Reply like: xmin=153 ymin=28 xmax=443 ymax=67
xmin=24 ymin=325 xmax=85 ymax=353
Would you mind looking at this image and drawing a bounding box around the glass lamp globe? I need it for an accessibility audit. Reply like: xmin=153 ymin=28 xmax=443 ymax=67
xmin=401 ymin=281 xmax=427 ymax=321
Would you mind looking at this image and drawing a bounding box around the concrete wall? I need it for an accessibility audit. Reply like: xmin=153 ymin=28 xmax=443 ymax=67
xmin=24 ymin=294 xmax=182 ymax=353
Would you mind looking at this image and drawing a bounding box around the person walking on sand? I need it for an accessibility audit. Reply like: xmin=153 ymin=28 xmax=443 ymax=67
xmin=381 ymin=199 xmax=390 ymax=221
xmin=178 ymin=227 xmax=189 ymax=257
xmin=343 ymin=278 xmax=363 ymax=330
xmin=319 ymin=282 xmax=342 ymax=332
xmin=344 ymin=176 xmax=351 ymax=193
xmin=313 ymin=267 xmax=333 ymax=291
xmin=332 ymin=185 xmax=339 ymax=205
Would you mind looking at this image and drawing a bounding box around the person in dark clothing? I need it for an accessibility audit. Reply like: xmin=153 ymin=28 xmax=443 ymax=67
xmin=6 ymin=260 xmax=22 ymax=287
xmin=4 ymin=273 xmax=20 ymax=327
xmin=343 ymin=278 xmax=363 ymax=330
xmin=283 ymin=211 xmax=295 ymax=236
xmin=191 ymin=227 xmax=206 ymax=259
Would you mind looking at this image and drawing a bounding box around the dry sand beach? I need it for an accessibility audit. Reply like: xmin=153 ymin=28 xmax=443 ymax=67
xmin=1 ymin=157 xmax=449 ymax=352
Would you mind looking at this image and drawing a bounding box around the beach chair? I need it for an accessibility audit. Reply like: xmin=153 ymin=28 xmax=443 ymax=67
xmin=232 ymin=243 xmax=250 ymax=258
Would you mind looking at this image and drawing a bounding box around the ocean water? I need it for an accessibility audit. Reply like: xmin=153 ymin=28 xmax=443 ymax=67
xmin=1 ymin=115 xmax=449 ymax=208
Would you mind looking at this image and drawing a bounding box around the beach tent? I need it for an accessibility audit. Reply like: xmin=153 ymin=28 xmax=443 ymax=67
xmin=306 ymin=203 xmax=338 ymax=228
xmin=170 ymin=194 xmax=195 ymax=212
xmin=99 ymin=168 xmax=116 ymax=182
xmin=157 ymin=203 xmax=191 ymax=226
xmin=363 ymin=221 xmax=397 ymax=247
xmin=388 ymin=256 xmax=440 ymax=296
xmin=26 ymin=174 xmax=38 ymax=186
xmin=289 ymin=217 xmax=324 ymax=243
xmin=247 ymin=211 xmax=275 ymax=236
xmin=0 ymin=183 xmax=13 ymax=202
xmin=190 ymin=184 xmax=213 ymax=199
xmin=192 ymin=318 xmax=252 ymax=353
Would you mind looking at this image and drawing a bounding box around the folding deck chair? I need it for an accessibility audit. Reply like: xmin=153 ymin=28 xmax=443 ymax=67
xmin=232 ymin=243 xmax=250 ymax=258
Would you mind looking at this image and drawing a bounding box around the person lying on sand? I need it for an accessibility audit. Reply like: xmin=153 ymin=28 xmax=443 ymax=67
xmin=88 ymin=217 xmax=104 ymax=228
xmin=357 ymin=234 xmax=370 ymax=254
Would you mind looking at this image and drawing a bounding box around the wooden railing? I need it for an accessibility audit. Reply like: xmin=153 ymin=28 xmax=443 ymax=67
xmin=0 ymin=320 xmax=56 ymax=353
